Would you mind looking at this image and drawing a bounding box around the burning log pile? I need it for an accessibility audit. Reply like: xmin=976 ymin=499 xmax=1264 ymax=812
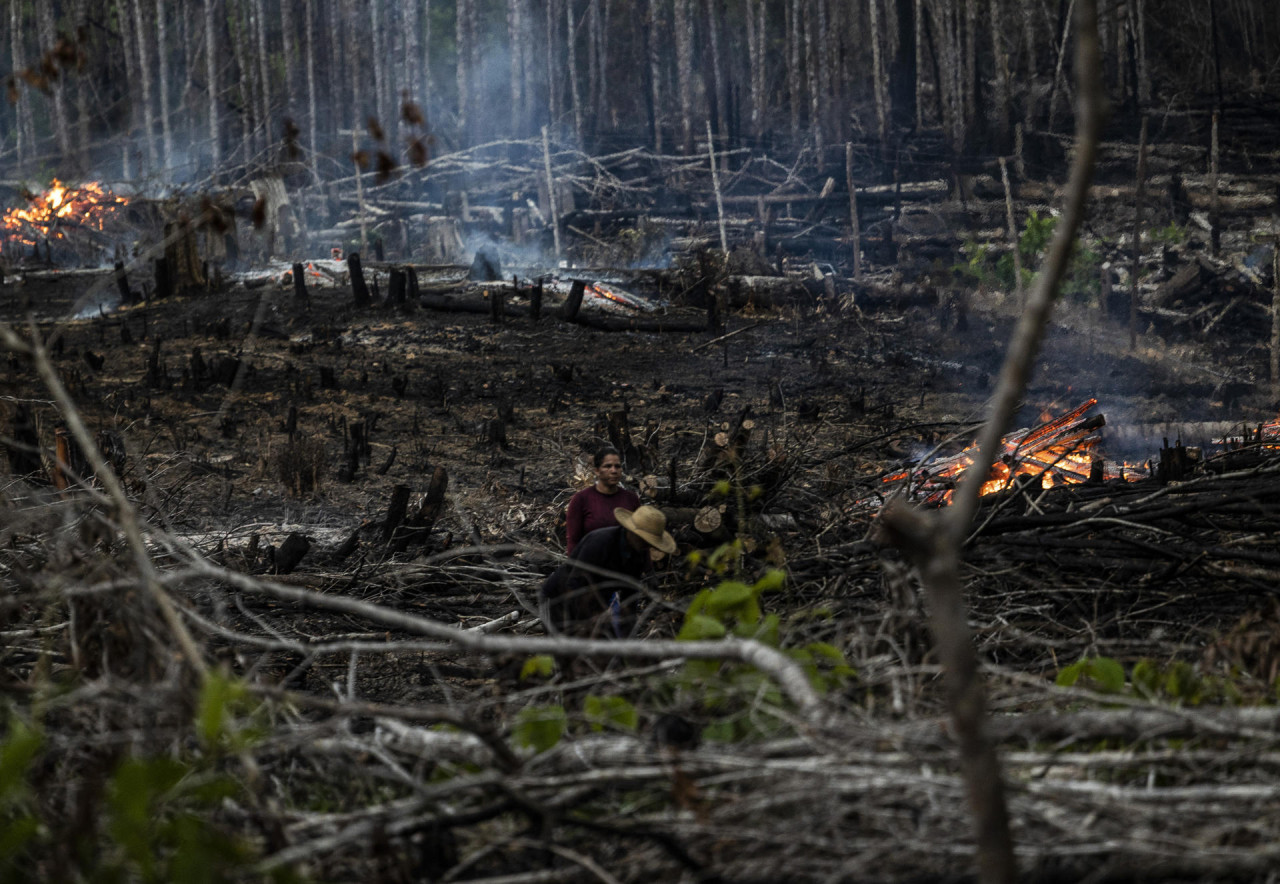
xmin=0 ymin=179 xmax=133 ymax=264
xmin=880 ymin=398 xmax=1148 ymax=506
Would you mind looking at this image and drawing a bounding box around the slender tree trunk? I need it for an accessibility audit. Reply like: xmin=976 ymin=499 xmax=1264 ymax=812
xmin=1134 ymin=0 xmax=1149 ymax=104
xmin=1130 ymin=114 xmax=1148 ymax=348
xmin=405 ymin=0 xmax=421 ymax=106
xmin=74 ymin=0 xmax=91 ymax=170
xmin=1021 ymin=0 xmax=1039 ymax=130
xmin=305 ymin=0 xmax=318 ymax=176
xmin=869 ymin=0 xmax=889 ymax=150
xmin=566 ymin=0 xmax=583 ymax=142
xmin=132 ymin=0 xmax=159 ymax=170
xmin=155 ymin=0 xmax=174 ymax=171
xmin=988 ymin=0 xmax=1010 ymax=146
xmin=745 ymin=0 xmax=763 ymax=141
xmin=508 ymin=0 xmax=526 ymax=137
xmin=228 ymin=0 xmax=255 ymax=167
xmin=36 ymin=2 xmax=73 ymax=166
xmin=586 ymin=0 xmax=599 ymax=134
xmin=206 ymin=0 xmax=221 ymax=174
xmin=803 ymin=0 xmax=820 ymax=155
xmin=457 ymin=0 xmax=472 ymax=143
xmin=963 ymin=0 xmax=977 ymax=143
xmin=647 ymin=0 xmax=663 ymax=151
xmin=673 ymin=0 xmax=694 ymax=152
xmin=347 ymin=0 xmax=362 ymax=133
xmin=9 ymin=0 xmax=33 ymax=171
xmin=542 ymin=0 xmax=558 ymax=133
xmin=914 ymin=0 xmax=924 ymax=130
xmin=280 ymin=0 xmax=296 ymax=123
xmin=422 ymin=0 xmax=433 ymax=120
xmin=704 ymin=0 xmax=727 ymax=140
xmin=253 ymin=0 xmax=271 ymax=153
xmin=815 ymin=0 xmax=830 ymax=144
xmin=787 ymin=0 xmax=801 ymax=141
xmin=370 ymin=0 xmax=386 ymax=136
xmin=598 ymin=0 xmax=611 ymax=133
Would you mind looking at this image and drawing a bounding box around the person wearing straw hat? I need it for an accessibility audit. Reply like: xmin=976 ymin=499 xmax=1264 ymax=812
xmin=538 ymin=505 xmax=678 ymax=639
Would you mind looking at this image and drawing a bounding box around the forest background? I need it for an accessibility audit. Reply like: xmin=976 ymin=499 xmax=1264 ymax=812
xmin=2 ymin=0 xmax=1277 ymax=187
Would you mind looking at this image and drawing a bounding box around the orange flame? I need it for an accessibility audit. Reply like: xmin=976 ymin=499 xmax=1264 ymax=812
xmin=1 ymin=179 xmax=129 ymax=250
xmin=884 ymin=399 xmax=1148 ymax=505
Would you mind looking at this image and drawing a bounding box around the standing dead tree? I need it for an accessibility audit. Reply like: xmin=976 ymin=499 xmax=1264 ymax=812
xmin=876 ymin=1 xmax=1106 ymax=882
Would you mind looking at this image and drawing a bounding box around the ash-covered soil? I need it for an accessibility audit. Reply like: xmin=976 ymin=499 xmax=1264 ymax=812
xmin=4 ymin=258 xmax=1278 ymax=699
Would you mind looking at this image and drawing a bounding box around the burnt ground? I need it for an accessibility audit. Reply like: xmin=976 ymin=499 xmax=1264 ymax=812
xmin=6 ymin=254 xmax=1279 ymax=687
xmin=9 ymin=242 xmax=1280 ymax=880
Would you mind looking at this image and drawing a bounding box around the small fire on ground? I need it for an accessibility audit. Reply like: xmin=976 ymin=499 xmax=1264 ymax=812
xmin=883 ymin=398 xmax=1149 ymax=506
xmin=1 ymin=179 xmax=130 ymax=250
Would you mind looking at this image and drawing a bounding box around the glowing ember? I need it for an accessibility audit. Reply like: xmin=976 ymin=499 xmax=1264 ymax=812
xmin=883 ymin=399 xmax=1148 ymax=505
xmin=1 ymin=179 xmax=129 ymax=250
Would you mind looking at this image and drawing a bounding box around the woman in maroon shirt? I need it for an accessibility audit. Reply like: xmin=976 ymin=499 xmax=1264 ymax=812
xmin=565 ymin=445 xmax=640 ymax=553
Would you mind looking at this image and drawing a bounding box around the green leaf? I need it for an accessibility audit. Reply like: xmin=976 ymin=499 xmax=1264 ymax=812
xmin=0 ymin=814 xmax=38 ymax=859
xmin=1131 ymin=659 xmax=1160 ymax=697
xmin=1055 ymin=657 xmax=1125 ymax=694
xmin=711 ymin=479 xmax=732 ymax=497
xmin=0 ymin=715 xmax=42 ymax=804
xmin=704 ymin=582 xmax=753 ymax=616
xmin=519 ymin=655 xmax=555 ymax=681
xmin=700 ymin=719 xmax=739 ymax=743
xmin=752 ymin=570 xmax=786 ymax=595
xmin=583 ymin=695 xmax=638 ymax=733
xmin=512 ymin=706 xmax=566 ymax=753
xmin=678 ymin=614 xmax=727 ymax=641
xmin=197 ymin=672 xmax=248 ymax=750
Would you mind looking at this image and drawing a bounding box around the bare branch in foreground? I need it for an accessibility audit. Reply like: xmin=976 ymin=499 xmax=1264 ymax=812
xmin=878 ymin=3 xmax=1107 ymax=882
xmin=174 ymin=552 xmax=828 ymax=726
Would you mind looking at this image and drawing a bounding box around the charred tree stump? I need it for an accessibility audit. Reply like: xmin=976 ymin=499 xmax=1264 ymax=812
xmin=392 ymin=467 xmax=450 ymax=551
xmin=376 ymin=445 xmax=397 ymax=475
xmin=1156 ymin=437 xmax=1196 ymax=483
xmin=114 ymin=261 xmax=133 ymax=305
xmin=272 ymin=533 xmax=311 ymax=575
xmin=530 ymin=278 xmax=543 ymax=322
xmin=52 ymin=425 xmax=90 ymax=492
xmin=387 ymin=267 xmax=407 ymax=307
xmin=319 ymin=366 xmax=337 ymax=390
xmin=144 ymin=338 xmax=167 ymax=388
xmin=382 ymin=483 xmax=411 ymax=544
xmin=336 ymin=420 xmax=371 ymax=483
xmin=349 ymin=252 xmax=372 ymax=307
xmin=603 ymin=408 xmax=643 ymax=468
xmin=7 ymin=404 xmax=44 ymax=478
xmin=560 ymin=279 xmax=586 ymax=321
xmin=489 ymin=287 xmax=505 ymax=323
xmin=154 ymin=257 xmax=174 ymax=300
xmin=333 ymin=525 xmax=363 ymax=563
xmin=292 ymin=262 xmax=309 ymax=304
xmin=405 ymin=265 xmax=420 ymax=300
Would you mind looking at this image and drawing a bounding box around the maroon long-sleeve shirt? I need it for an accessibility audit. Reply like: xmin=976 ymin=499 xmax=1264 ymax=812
xmin=565 ymin=484 xmax=640 ymax=553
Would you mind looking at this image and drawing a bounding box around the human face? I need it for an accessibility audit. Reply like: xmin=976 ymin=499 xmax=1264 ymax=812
xmin=595 ymin=455 xmax=623 ymax=492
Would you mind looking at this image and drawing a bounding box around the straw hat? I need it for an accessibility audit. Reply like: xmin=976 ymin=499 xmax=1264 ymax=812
xmin=614 ymin=506 xmax=678 ymax=555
